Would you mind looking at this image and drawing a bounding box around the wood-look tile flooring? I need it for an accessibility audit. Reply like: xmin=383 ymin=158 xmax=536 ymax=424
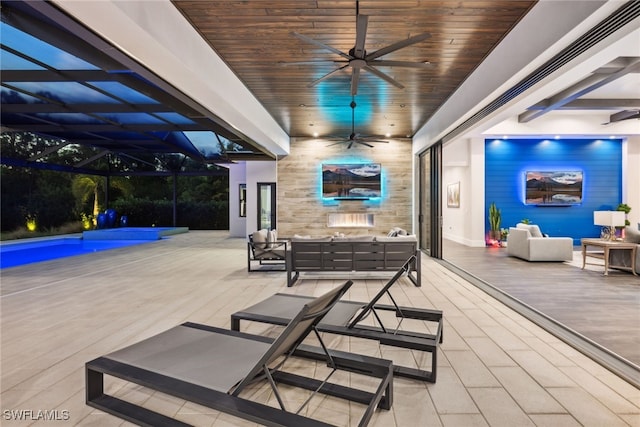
xmin=1 ymin=231 xmax=638 ymax=426
xmin=442 ymin=240 xmax=640 ymax=367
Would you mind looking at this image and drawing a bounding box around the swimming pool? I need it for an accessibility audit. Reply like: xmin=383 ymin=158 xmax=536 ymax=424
xmin=0 ymin=237 xmax=153 ymax=269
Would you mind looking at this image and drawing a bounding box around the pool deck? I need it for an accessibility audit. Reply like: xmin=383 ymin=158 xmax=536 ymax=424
xmin=0 ymin=231 xmax=638 ymax=426
xmin=82 ymin=226 xmax=189 ymax=240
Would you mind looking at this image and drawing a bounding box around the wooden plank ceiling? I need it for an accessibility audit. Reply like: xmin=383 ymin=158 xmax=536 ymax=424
xmin=172 ymin=0 xmax=536 ymax=141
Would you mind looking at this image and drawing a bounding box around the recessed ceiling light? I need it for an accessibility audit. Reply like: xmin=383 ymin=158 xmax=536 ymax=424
xmin=385 ymin=133 xmax=391 ymax=137
xmin=299 ymin=104 xmax=306 ymax=107
xmin=312 ymin=132 xmax=319 ymax=137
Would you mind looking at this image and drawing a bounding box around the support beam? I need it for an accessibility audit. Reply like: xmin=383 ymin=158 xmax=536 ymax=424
xmin=519 ymin=58 xmax=640 ymax=123
xmin=75 ymin=150 xmax=110 ymax=168
xmin=527 ymin=98 xmax=640 ymax=110
xmin=609 ymin=110 xmax=640 ymax=123
xmin=0 ymin=157 xmax=109 ymax=176
xmin=28 ymin=142 xmax=71 ymax=161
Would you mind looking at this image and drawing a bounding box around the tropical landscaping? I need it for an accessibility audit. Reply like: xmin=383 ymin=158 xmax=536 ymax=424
xmin=1 ymin=132 xmax=229 ymax=239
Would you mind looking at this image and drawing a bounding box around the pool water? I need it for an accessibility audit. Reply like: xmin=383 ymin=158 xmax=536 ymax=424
xmin=0 ymin=237 xmax=153 ymax=269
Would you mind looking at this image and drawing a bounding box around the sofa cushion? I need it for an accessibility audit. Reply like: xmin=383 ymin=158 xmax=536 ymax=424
xmin=292 ymin=235 xmax=332 ymax=242
xmin=333 ymin=235 xmax=375 ymax=242
xmin=375 ymin=235 xmax=417 ymax=242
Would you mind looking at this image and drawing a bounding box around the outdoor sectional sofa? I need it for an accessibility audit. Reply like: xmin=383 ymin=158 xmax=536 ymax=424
xmin=287 ymin=234 xmax=420 ymax=287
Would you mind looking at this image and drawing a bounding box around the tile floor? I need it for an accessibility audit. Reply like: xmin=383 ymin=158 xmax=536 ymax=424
xmin=1 ymin=231 xmax=638 ymax=426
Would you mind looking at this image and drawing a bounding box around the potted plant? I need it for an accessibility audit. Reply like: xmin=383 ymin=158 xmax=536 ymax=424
xmin=488 ymin=202 xmax=502 ymax=241
xmin=616 ymin=203 xmax=631 ymax=226
xmin=500 ymin=228 xmax=509 ymax=247
xmin=616 ymin=203 xmax=631 ymax=239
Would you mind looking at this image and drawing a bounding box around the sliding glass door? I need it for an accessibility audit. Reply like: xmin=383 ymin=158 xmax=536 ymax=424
xmin=418 ymin=143 xmax=442 ymax=258
xmin=257 ymin=182 xmax=276 ymax=230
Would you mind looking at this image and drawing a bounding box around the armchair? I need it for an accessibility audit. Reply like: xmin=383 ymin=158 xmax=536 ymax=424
xmin=247 ymin=229 xmax=287 ymax=272
xmin=507 ymin=223 xmax=573 ymax=262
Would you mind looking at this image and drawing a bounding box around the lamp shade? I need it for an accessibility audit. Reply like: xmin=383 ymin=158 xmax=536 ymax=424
xmin=593 ymin=211 xmax=625 ymax=227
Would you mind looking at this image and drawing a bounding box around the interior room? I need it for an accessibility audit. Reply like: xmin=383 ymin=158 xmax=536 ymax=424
xmin=1 ymin=1 xmax=639 ymax=426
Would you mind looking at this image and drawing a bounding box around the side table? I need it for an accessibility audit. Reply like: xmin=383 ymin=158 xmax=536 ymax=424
xmin=581 ymin=238 xmax=637 ymax=276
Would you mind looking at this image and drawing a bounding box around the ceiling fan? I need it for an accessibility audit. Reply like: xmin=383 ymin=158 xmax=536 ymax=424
xmin=326 ymin=99 xmax=389 ymax=149
xmin=285 ymin=1 xmax=434 ymax=95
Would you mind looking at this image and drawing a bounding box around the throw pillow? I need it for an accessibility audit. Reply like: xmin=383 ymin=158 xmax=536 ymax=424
xmin=517 ymin=223 xmax=543 ymax=238
xmin=252 ymin=229 xmax=268 ymax=244
xmin=251 ymin=229 xmax=269 ymax=255
xmin=267 ymin=229 xmax=277 ymax=248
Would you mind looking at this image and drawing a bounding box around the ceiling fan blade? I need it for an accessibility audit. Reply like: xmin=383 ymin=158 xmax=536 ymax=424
xmin=366 ymin=32 xmax=431 ymax=61
xmin=308 ymin=64 xmax=350 ymax=87
xmin=326 ymin=141 xmax=347 ymax=147
xmin=372 ymin=60 xmax=434 ymax=69
xmin=278 ymin=60 xmax=347 ymax=66
xmin=353 ymin=14 xmax=369 ymax=58
xmin=363 ymin=65 xmax=405 ymax=89
xmin=359 ymin=138 xmax=389 ymax=143
xmin=291 ymin=32 xmax=352 ymax=60
xmin=351 ymin=140 xmax=373 ymax=148
xmin=351 ymin=68 xmax=361 ymax=95
xmin=347 ymin=140 xmax=355 ymax=149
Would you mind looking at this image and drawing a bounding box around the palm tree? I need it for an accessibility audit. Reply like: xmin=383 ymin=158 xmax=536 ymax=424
xmin=72 ymin=175 xmax=133 ymax=223
xmin=72 ymin=175 xmax=103 ymax=219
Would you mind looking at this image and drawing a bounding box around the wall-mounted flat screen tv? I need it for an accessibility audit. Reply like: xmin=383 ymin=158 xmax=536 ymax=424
xmin=525 ymin=171 xmax=583 ymax=205
xmin=322 ymin=163 xmax=381 ymax=199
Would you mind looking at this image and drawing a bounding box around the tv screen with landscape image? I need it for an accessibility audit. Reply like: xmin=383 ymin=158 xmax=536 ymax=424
xmin=525 ymin=171 xmax=583 ymax=205
xmin=322 ymin=163 xmax=381 ymax=199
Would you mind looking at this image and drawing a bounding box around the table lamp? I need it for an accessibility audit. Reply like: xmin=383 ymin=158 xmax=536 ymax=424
xmin=593 ymin=211 xmax=625 ymax=240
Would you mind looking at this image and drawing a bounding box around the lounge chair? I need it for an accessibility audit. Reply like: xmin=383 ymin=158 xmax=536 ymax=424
xmin=86 ymin=280 xmax=394 ymax=427
xmin=232 ymin=256 xmax=443 ymax=383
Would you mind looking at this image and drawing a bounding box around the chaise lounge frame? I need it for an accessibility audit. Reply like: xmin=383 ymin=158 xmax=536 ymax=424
xmin=86 ymin=281 xmax=394 ymax=427
xmin=232 ymin=256 xmax=443 ymax=383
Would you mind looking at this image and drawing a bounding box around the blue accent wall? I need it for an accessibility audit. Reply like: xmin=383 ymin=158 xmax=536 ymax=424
xmin=485 ymin=138 xmax=623 ymax=244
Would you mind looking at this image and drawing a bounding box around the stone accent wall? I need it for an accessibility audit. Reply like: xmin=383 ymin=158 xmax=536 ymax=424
xmin=277 ymin=138 xmax=413 ymax=238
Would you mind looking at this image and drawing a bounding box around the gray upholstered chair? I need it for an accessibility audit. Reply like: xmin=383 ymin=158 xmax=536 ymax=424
xmin=507 ymin=223 xmax=573 ymax=262
xmin=608 ymin=226 xmax=640 ymax=274
xmin=247 ymin=229 xmax=287 ymax=272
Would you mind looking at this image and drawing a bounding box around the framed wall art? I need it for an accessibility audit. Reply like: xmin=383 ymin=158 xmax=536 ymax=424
xmin=447 ymin=181 xmax=460 ymax=208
